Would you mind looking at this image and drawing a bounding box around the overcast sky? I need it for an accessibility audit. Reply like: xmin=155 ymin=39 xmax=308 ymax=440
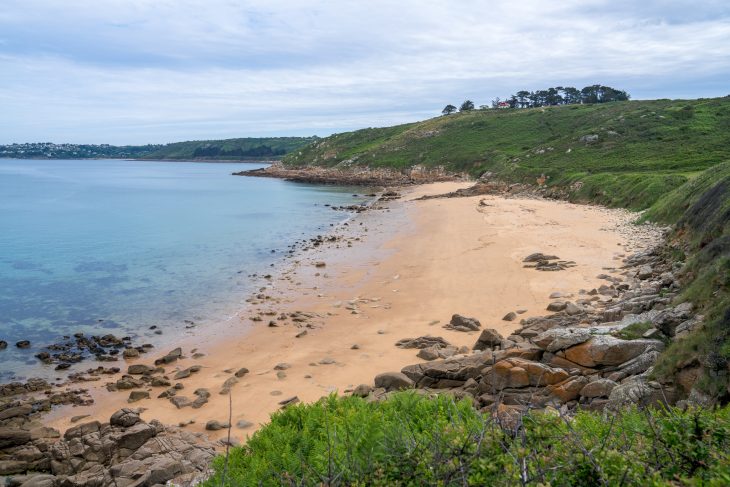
xmin=1 ymin=0 xmax=729 ymax=144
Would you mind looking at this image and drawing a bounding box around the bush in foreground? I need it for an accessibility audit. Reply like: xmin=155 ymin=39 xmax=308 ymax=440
xmin=204 ymin=392 xmax=730 ymax=486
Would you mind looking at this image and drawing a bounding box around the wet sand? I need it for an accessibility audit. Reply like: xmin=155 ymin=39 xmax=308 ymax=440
xmin=46 ymin=181 xmax=651 ymax=441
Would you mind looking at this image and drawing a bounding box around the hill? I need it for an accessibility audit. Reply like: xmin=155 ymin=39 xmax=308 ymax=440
xmin=284 ymin=97 xmax=730 ymax=210
xmin=0 ymin=137 xmax=315 ymax=161
xmin=141 ymin=136 xmax=317 ymax=161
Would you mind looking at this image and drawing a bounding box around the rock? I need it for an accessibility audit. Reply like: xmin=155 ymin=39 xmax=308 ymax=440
xmin=548 ymin=376 xmax=589 ymax=402
xmin=579 ymin=379 xmax=618 ymax=398
xmin=374 ymin=372 xmax=414 ymax=391
xmin=352 ymin=384 xmax=372 ymax=397
xmin=122 ymin=348 xmax=139 ymax=359
xmin=637 ymin=265 xmax=653 ymax=280
xmin=502 ymin=312 xmax=517 ymax=321
xmin=278 ymin=396 xmax=300 ymax=408
xmin=170 ymin=396 xmax=192 ymax=409
xmin=0 ymin=427 xmax=31 ymax=448
xmin=127 ymin=364 xmax=154 ymax=375
xmin=220 ymin=376 xmax=239 ymax=395
xmin=154 ymin=347 xmax=183 ymax=365
xmin=563 ymin=336 xmax=664 ymax=368
xmin=483 ymin=358 xmax=569 ymax=390
xmin=110 ymin=408 xmax=142 ymax=427
xmin=192 ymin=388 xmax=211 ymax=408
xmin=274 ymin=363 xmax=291 ymax=370
xmin=564 ymin=302 xmax=582 ymax=316
xmin=117 ymin=422 xmax=156 ymax=450
xmin=445 ymin=314 xmax=481 ymax=332
xmin=18 ymin=474 xmax=56 ymax=487
xmin=318 ymin=357 xmax=336 ymax=365
xmin=234 ymin=367 xmax=249 ymax=378
xmin=417 ymin=347 xmax=440 ymax=361
xmin=395 ymin=336 xmax=451 ymax=349
xmin=532 ymin=328 xmax=592 ymax=353
xmin=16 ymin=340 xmax=31 ymax=349
xmin=174 ymin=366 xmax=201 ymax=380
xmin=523 ymin=253 xmax=560 ymax=262
xmin=150 ymin=376 xmax=171 ymax=387
xmin=579 ymin=134 xmax=599 ymax=143
xmin=549 ymin=292 xmax=564 ymax=299
xmin=205 ymin=420 xmax=229 ymax=431
xmin=128 ymin=390 xmax=150 ymax=403
xmin=0 ymin=404 xmax=33 ymax=420
xmin=546 ymin=301 xmax=566 ymax=312
xmin=473 ymin=328 xmax=504 ymax=350
xmin=315 ymin=261 xmax=326 ymax=268
xmin=350 ymin=344 xmax=360 ymax=350
xmin=0 ymin=340 xmax=7 ymax=349
xmin=651 ymin=302 xmax=694 ymax=336
xmin=236 ymin=420 xmax=254 ymax=429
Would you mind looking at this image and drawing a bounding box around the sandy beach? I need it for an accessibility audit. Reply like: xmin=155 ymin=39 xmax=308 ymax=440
xmin=45 ymin=181 xmax=654 ymax=440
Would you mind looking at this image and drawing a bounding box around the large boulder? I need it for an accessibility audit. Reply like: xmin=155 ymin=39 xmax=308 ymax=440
xmin=473 ymin=328 xmax=504 ymax=350
xmin=563 ymin=336 xmax=664 ymax=368
xmin=482 ymin=358 xmax=569 ymax=391
xmin=374 ymin=372 xmax=414 ymax=391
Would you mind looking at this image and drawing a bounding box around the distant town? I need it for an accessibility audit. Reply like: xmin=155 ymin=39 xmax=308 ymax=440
xmin=0 ymin=142 xmax=161 ymax=159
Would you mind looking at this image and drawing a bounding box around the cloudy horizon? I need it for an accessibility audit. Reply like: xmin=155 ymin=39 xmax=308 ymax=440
xmin=1 ymin=0 xmax=729 ymax=145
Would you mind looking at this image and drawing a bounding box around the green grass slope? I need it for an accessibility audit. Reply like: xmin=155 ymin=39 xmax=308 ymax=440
xmin=142 ymin=136 xmax=316 ymax=160
xmin=285 ymin=97 xmax=730 ymax=210
xmin=204 ymin=393 xmax=730 ymax=486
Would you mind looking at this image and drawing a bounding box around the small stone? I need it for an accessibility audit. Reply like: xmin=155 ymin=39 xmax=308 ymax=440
xmin=276 ymin=370 xmax=287 ymax=379
xmin=205 ymin=420 xmax=230 ymax=431
xmin=128 ymin=390 xmax=150 ymax=403
xmin=123 ymin=348 xmax=140 ymax=359
xmin=278 ymin=396 xmax=300 ymax=408
xmin=502 ymin=312 xmax=517 ymax=321
xmin=236 ymin=420 xmax=254 ymax=429
xmin=318 ymin=357 xmax=336 ymax=365
xmin=350 ymin=344 xmax=360 ymax=350
xmin=352 ymin=384 xmax=372 ymax=397
xmin=70 ymin=414 xmax=90 ymax=423
xmin=547 ymin=301 xmax=567 ymax=312
xmin=274 ymin=363 xmax=291 ymax=370
xmin=234 ymin=367 xmax=250 ymax=378
xmin=16 ymin=340 xmax=31 ymax=349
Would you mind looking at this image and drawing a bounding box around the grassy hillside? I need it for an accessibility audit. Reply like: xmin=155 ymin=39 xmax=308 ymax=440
xmin=285 ymin=97 xmax=730 ymax=210
xmin=645 ymin=162 xmax=730 ymax=396
xmin=142 ymin=136 xmax=316 ymax=161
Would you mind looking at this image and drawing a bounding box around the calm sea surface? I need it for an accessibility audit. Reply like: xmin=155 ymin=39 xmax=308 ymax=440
xmin=0 ymin=159 xmax=369 ymax=379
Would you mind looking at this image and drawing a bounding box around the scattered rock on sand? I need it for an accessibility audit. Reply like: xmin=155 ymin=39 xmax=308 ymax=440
xmin=547 ymin=301 xmax=567 ymax=312
xmin=278 ymin=396 xmax=300 ymax=408
xmin=274 ymin=363 xmax=291 ymax=370
xmin=234 ymin=367 xmax=249 ymax=378
xmin=444 ymin=314 xmax=481 ymax=332
xmin=205 ymin=420 xmax=230 ymax=431
xmin=128 ymin=390 xmax=150 ymax=403
xmin=473 ymin=328 xmax=505 ymax=351
xmin=236 ymin=420 xmax=254 ymax=429
xmin=502 ymin=312 xmax=517 ymax=321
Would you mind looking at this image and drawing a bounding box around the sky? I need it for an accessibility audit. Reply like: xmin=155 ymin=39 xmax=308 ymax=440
xmin=1 ymin=0 xmax=729 ymax=145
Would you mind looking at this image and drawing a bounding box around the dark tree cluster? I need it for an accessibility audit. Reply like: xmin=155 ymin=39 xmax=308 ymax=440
xmin=504 ymin=84 xmax=630 ymax=108
xmin=441 ymin=84 xmax=630 ymax=115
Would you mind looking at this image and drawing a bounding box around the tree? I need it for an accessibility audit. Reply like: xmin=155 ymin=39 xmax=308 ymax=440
xmin=441 ymin=104 xmax=457 ymax=115
xmin=516 ymin=90 xmax=530 ymax=108
xmin=459 ymin=100 xmax=475 ymax=111
xmin=491 ymin=97 xmax=502 ymax=108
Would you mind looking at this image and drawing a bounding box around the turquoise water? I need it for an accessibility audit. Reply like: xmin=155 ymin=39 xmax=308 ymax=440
xmin=0 ymin=159 xmax=368 ymax=379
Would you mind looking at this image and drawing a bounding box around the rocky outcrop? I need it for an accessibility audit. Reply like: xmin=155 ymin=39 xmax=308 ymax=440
xmin=0 ymin=409 xmax=216 ymax=486
xmin=363 ymin=246 xmax=694 ymax=413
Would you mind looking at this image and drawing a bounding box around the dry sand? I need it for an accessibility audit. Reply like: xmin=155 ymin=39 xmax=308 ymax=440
xmin=47 ymin=182 xmax=650 ymax=441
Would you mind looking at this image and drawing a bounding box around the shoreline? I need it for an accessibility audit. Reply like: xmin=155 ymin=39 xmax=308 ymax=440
xmin=34 ymin=181 xmax=662 ymax=442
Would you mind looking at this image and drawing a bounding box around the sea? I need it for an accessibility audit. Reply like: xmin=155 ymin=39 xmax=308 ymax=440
xmin=0 ymin=159 xmax=370 ymax=380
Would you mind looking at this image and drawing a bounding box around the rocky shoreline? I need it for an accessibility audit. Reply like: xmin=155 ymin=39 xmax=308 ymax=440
xmin=354 ymin=240 xmax=704 ymax=422
xmin=233 ymin=162 xmax=461 ymax=186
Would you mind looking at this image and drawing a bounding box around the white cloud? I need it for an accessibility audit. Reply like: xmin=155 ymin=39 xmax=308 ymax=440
xmin=0 ymin=0 xmax=729 ymax=143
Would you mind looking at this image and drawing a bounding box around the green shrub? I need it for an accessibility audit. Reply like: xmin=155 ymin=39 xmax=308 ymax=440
xmin=204 ymin=393 xmax=730 ymax=486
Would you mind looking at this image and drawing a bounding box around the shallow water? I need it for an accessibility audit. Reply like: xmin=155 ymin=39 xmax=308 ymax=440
xmin=0 ymin=159 xmax=369 ymax=379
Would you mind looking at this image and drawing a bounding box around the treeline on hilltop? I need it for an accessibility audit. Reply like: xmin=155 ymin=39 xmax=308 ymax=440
xmin=442 ymin=84 xmax=630 ymax=114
